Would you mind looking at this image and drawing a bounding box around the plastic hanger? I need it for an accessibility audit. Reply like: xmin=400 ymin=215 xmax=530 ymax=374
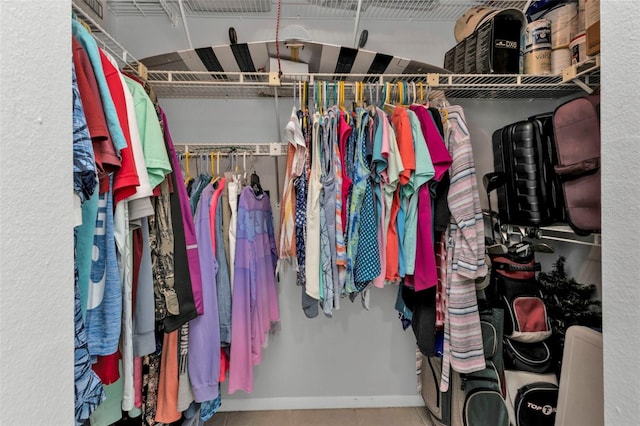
xmin=209 ymin=151 xmax=219 ymax=184
xmin=184 ymin=150 xmax=192 ymax=185
xmin=330 ymin=82 xmax=336 ymax=108
xmin=379 ymin=82 xmax=386 ymax=108
xmin=293 ymin=79 xmax=297 ymax=110
xmin=242 ymin=152 xmax=248 ymax=181
xmin=323 ymin=81 xmax=328 ymax=113
xmin=302 ymin=81 xmax=308 ymax=129
xmin=338 ymin=81 xmax=348 ymax=123
xmin=383 ymin=82 xmax=395 ymax=111
xmin=250 ymin=171 xmax=264 ymax=195
xmin=368 ymin=84 xmax=374 ymax=107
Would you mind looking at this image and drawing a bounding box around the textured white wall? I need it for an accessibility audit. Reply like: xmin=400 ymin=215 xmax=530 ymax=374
xmin=601 ymin=1 xmax=640 ymax=424
xmin=0 ymin=1 xmax=73 ymax=424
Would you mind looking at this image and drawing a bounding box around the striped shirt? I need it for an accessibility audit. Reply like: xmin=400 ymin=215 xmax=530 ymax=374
xmin=440 ymin=105 xmax=487 ymax=392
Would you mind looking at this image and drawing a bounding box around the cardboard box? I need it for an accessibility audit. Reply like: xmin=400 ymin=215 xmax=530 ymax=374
xmin=586 ymin=20 xmax=600 ymax=56
xmin=584 ymin=0 xmax=600 ymax=28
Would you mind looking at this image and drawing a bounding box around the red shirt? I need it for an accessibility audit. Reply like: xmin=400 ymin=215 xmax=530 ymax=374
xmin=99 ymin=50 xmax=140 ymax=204
xmin=72 ymin=37 xmax=120 ymax=193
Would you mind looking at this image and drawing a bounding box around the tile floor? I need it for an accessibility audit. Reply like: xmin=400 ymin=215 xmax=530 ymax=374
xmin=205 ymin=407 xmax=434 ymax=426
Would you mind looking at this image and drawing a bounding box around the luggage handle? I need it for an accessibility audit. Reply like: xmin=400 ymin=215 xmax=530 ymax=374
xmin=554 ymin=157 xmax=600 ymax=181
xmin=493 ymin=262 xmax=541 ymax=272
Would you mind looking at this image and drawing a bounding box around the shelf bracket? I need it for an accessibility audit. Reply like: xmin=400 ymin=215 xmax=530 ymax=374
xmin=571 ymin=78 xmax=595 ymax=95
xmin=159 ymin=0 xmax=178 ymax=27
xmin=426 ymin=73 xmax=439 ymax=87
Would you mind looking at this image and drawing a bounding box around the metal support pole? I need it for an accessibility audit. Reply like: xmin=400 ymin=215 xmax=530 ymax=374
xmin=178 ymin=0 xmax=193 ymax=49
xmin=352 ymin=0 xmax=364 ymax=48
xmin=273 ymin=87 xmax=282 ymax=201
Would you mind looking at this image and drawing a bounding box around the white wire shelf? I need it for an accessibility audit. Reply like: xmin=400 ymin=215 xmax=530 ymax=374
xmin=74 ymin=0 xmax=600 ymax=100
xmin=145 ymin=67 xmax=600 ymax=100
xmin=107 ymin=0 xmax=528 ymax=20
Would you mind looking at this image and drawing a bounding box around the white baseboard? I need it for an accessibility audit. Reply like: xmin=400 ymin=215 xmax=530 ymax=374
xmin=217 ymin=395 xmax=424 ymax=412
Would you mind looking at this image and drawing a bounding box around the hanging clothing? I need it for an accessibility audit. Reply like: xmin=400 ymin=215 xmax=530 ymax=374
xmin=149 ymin=179 xmax=175 ymax=322
xmin=383 ymin=114 xmax=404 ymax=285
xmin=227 ymin=177 xmax=241 ymax=294
xmin=440 ymin=105 xmax=487 ymax=392
xmin=338 ymin=111 xmax=353 ymax=230
xmin=117 ymin=62 xmax=154 ymax=221
xmin=177 ymin=323 xmax=195 ymax=412
xmin=409 ymin=105 xmax=452 ymax=290
xmin=72 ymin=36 xmax=119 ymax=194
xmin=228 ymin=187 xmax=280 ymax=393
xmin=403 ymin=109 xmax=435 ymax=277
xmin=347 ymin=110 xmax=381 ymax=293
xmin=155 ymin=330 xmax=181 ymax=424
xmin=189 ymin=184 xmax=221 ymax=402
xmin=162 ymin=109 xmax=205 ymax=318
xmin=279 ymin=107 xmax=307 ymax=262
xmin=99 ymin=49 xmax=140 ymax=204
xmin=142 ymin=350 xmax=161 ymax=426
xmin=320 ymin=111 xmax=338 ymax=315
xmin=370 ymin=109 xmax=388 ymax=289
xmin=133 ymin=217 xmax=157 ymax=357
xmin=85 ymin=175 xmax=122 ymax=358
xmin=331 ymin=108 xmax=346 ymax=305
xmin=213 ymin=184 xmax=232 ymax=346
xmin=72 ymin=67 xmax=104 ymax=425
xmin=305 ymin=114 xmax=322 ymax=301
xmin=164 ymin=166 xmax=198 ymax=333
xmin=295 ymin=111 xmax=316 ymax=317
xmin=123 ymin=77 xmax=172 ymax=195
xmin=114 ymin=199 xmax=135 ymax=411
xmin=72 ymin=21 xmax=127 ymax=154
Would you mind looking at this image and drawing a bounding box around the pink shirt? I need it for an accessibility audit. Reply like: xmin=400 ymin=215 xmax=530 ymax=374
xmin=409 ymin=106 xmax=452 ymax=290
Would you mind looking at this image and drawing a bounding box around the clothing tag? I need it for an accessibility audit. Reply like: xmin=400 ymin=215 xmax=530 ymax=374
xmin=163 ymin=288 xmax=180 ymax=315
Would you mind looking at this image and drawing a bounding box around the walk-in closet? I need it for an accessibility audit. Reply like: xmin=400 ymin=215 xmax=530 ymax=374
xmin=0 ymin=1 xmax=637 ymax=425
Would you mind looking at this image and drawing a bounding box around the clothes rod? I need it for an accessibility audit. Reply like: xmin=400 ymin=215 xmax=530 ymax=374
xmin=175 ymin=143 xmax=287 ymax=156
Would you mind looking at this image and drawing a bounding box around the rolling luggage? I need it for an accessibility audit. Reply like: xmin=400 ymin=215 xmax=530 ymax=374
xmin=492 ymin=113 xmax=565 ymax=227
xmin=552 ymin=94 xmax=601 ymax=235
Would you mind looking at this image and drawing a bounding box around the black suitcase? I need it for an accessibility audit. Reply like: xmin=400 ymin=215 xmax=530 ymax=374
xmin=492 ymin=113 xmax=565 ymax=227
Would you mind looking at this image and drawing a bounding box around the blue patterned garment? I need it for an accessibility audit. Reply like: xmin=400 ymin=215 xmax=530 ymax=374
xmin=85 ymin=176 xmax=122 ymax=357
xmin=74 ymin=230 xmax=105 ymax=425
xmin=347 ymin=110 xmax=381 ymax=293
xmin=72 ymin=63 xmax=98 ymax=203
xmin=295 ymin=110 xmax=310 ymax=287
xmin=201 ymin=391 xmax=222 ymax=422
xmin=354 ymin=182 xmax=381 ymax=291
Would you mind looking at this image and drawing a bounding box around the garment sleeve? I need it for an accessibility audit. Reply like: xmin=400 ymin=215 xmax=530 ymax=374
xmin=228 ymin=196 xmax=255 ymax=393
xmin=446 ymin=126 xmax=487 ymax=280
xmin=266 ymin=203 xmax=281 ymax=326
